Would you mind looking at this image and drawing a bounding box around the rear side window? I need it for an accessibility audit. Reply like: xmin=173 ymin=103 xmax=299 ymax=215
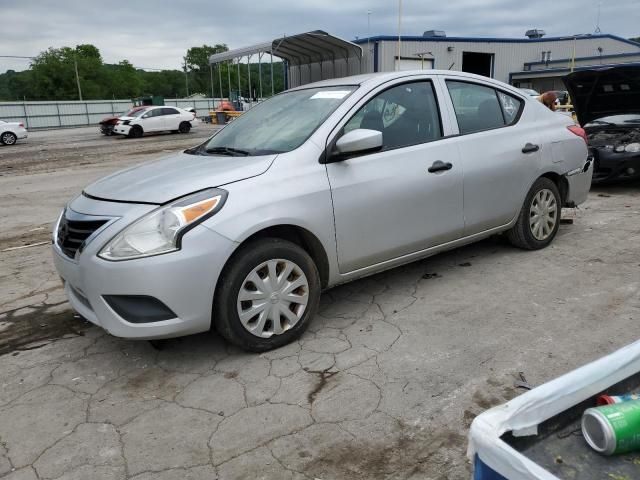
xmin=497 ymin=91 xmax=523 ymax=124
xmin=343 ymin=80 xmax=442 ymax=150
xmin=446 ymin=81 xmax=520 ymax=134
xmin=162 ymin=108 xmax=179 ymax=115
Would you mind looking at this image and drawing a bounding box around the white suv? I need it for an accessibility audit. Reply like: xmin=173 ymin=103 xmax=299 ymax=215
xmin=113 ymin=106 xmax=195 ymax=138
xmin=0 ymin=120 xmax=28 ymax=145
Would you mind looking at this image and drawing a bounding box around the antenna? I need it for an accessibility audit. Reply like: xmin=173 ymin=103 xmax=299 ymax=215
xmin=595 ymin=1 xmax=602 ymax=33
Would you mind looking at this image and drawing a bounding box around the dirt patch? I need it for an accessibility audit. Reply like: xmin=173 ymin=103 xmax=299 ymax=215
xmin=302 ymin=421 xmax=468 ymax=479
xmin=0 ymin=302 xmax=89 ymax=356
xmin=0 ymin=225 xmax=52 ymax=250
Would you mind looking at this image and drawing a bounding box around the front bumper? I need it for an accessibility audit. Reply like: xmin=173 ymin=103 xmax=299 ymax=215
xmin=113 ymin=124 xmax=132 ymax=136
xmin=592 ymin=149 xmax=640 ymax=183
xmin=52 ymin=197 xmax=237 ymax=340
xmin=100 ymin=124 xmax=115 ymax=135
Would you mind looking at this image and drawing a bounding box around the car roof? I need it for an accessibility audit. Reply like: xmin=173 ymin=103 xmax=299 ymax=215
xmin=290 ymin=70 xmax=527 ymax=98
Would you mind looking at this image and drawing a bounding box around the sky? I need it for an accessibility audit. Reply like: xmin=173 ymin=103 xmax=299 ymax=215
xmin=0 ymin=0 xmax=638 ymax=73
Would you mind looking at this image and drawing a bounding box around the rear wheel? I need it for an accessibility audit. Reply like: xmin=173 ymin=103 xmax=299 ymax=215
xmin=213 ymin=238 xmax=321 ymax=352
xmin=1 ymin=132 xmax=17 ymax=145
xmin=178 ymin=122 xmax=191 ymax=134
xmin=507 ymin=177 xmax=561 ymax=250
xmin=128 ymin=125 xmax=143 ymax=138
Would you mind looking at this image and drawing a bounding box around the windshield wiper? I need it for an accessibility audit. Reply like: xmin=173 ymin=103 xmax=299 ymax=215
xmin=205 ymin=146 xmax=250 ymax=156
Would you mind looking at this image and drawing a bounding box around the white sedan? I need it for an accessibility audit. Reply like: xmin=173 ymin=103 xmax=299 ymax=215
xmin=0 ymin=120 xmax=28 ymax=145
xmin=113 ymin=106 xmax=196 ymax=138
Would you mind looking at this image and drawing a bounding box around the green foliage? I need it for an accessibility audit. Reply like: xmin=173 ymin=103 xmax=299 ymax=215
xmin=630 ymin=37 xmax=640 ymax=43
xmin=0 ymin=43 xmax=286 ymax=101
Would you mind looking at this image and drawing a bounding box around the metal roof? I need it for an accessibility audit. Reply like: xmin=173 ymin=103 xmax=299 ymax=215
xmin=209 ymin=30 xmax=362 ymax=65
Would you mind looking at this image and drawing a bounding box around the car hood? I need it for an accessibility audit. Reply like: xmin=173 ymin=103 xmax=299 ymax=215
xmin=84 ymin=151 xmax=277 ymax=204
xmin=563 ymin=66 xmax=640 ymax=126
xmin=100 ymin=115 xmax=119 ymax=123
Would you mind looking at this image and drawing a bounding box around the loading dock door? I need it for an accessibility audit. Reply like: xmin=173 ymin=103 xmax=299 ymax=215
xmin=462 ymin=52 xmax=493 ymax=78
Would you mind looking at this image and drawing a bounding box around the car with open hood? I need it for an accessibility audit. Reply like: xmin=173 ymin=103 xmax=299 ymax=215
xmin=52 ymin=70 xmax=592 ymax=352
xmin=564 ymin=65 xmax=640 ymax=183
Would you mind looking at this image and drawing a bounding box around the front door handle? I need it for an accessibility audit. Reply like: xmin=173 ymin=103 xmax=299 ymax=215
xmin=428 ymin=160 xmax=453 ymax=173
xmin=522 ymin=143 xmax=540 ymax=154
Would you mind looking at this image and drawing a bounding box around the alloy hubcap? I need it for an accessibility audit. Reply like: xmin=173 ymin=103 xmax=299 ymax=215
xmin=529 ymin=188 xmax=557 ymax=241
xmin=2 ymin=133 xmax=15 ymax=145
xmin=237 ymin=259 xmax=309 ymax=338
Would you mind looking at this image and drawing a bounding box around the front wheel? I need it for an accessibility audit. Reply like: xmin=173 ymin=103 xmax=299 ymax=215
xmin=214 ymin=238 xmax=321 ymax=352
xmin=507 ymin=177 xmax=561 ymax=250
xmin=128 ymin=125 xmax=143 ymax=138
xmin=1 ymin=132 xmax=17 ymax=145
xmin=178 ymin=122 xmax=191 ymax=134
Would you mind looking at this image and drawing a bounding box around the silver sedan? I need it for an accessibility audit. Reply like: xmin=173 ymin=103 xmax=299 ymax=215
xmin=52 ymin=71 xmax=592 ymax=351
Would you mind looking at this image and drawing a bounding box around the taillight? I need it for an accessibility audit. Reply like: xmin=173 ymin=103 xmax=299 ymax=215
xmin=567 ymin=125 xmax=588 ymax=145
xmin=19 ymin=123 xmax=24 ymax=128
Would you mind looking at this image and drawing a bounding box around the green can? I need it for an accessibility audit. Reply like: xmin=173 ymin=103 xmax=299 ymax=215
xmin=582 ymin=399 xmax=640 ymax=455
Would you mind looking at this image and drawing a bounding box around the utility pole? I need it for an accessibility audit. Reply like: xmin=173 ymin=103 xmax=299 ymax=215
xmin=367 ymin=10 xmax=371 ymax=72
xmin=74 ymin=58 xmax=83 ymax=101
xmin=397 ymin=0 xmax=402 ymax=71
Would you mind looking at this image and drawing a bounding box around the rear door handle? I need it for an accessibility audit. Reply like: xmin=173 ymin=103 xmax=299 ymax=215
xmin=522 ymin=143 xmax=540 ymax=154
xmin=428 ymin=160 xmax=453 ymax=173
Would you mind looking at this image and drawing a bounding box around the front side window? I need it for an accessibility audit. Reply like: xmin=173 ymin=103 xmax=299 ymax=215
xmin=342 ymin=81 xmax=442 ymax=150
xmin=200 ymin=86 xmax=356 ymax=155
xmin=446 ymin=81 xmax=509 ymax=134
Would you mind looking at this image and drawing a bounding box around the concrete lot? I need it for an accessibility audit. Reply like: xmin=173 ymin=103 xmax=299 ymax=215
xmin=0 ymin=126 xmax=639 ymax=479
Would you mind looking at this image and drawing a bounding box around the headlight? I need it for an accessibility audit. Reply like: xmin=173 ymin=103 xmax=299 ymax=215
xmin=614 ymin=145 xmax=626 ymax=153
xmin=625 ymin=143 xmax=640 ymax=153
xmin=98 ymin=188 xmax=227 ymax=261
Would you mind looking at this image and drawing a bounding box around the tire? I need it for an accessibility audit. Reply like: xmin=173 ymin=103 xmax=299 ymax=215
xmin=507 ymin=177 xmax=561 ymax=250
xmin=213 ymin=238 xmax=321 ymax=352
xmin=1 ymin=132 xmax=17 ymax=145
xmin=128 ymin=125 xmax=143 ymax=138
xmin=178 ymin=122 xmax=191 ymax=134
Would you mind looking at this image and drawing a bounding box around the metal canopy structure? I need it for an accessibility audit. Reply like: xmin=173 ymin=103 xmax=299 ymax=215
xmin=209 ymin=30 xmax=363 ymax=101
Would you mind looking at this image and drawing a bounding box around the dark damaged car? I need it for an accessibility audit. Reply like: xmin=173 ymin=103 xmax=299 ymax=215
xmin=564 ymin=65 xmax=640 ymax=183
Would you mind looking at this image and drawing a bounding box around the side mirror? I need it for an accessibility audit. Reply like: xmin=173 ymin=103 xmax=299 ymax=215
xmin=327 ymin=129 xmax=383 ymax=162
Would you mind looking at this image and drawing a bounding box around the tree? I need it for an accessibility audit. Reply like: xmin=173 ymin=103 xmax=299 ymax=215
xmin=27 ymin=44 xmax=104 ymax=100
xmin=184 ymin=44 xmax=228 ymax=96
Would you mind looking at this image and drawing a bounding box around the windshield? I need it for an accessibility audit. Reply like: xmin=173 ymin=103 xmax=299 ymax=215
xmin=585 ymin=114 xmax=640 ymax=127
xmin=200 ymin=86 xmax=357 ymax=155
xmin=127 ymin=108 xmax=148 ymax=118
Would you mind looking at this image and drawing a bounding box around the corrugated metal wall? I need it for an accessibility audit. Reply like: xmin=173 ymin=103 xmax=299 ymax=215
xmin=369 ymin=37 xmax=640 ymax=82
xmin=287 ymin=57 xmax=365 ymax=87
xmin=0 ymin=98 xmax=226 ymax=130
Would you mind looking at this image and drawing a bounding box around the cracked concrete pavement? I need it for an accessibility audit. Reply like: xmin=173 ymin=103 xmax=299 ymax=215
xmin=1 ymin=127 xmax=639 ymax=479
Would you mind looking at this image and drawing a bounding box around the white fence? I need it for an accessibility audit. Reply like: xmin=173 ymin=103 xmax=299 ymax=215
xmin=0 ymin=98 xmax=227 ymax=130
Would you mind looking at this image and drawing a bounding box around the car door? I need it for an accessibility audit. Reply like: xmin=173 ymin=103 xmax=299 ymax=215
xmin=161 ymin=107 xmax=181 ymax=130
xmin=442 ymin=79 xmax=541 ymax=234
xmin=141 ymin=108 xmax=165 ymax=132
xmin=325 ymin=79 xmax=464 ymax=273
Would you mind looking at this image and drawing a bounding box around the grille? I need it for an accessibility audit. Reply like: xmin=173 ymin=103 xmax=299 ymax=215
xmin=56 ymin=213 xmax=108 ymax=259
